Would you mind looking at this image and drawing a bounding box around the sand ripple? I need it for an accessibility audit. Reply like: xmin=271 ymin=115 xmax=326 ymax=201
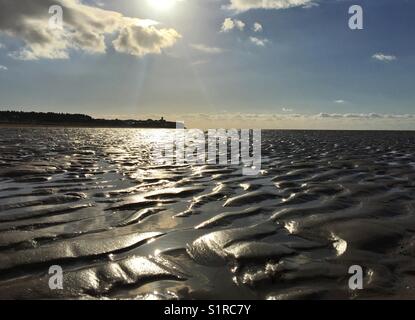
xmin=1 ymin=128 xmax=415 ymax=299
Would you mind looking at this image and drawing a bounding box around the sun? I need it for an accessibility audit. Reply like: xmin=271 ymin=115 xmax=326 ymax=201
xmin=147 ymin=0 xmax=176 ymax=11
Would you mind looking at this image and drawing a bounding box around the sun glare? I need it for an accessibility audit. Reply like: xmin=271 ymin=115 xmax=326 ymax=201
xmin=148 ymin=0 xmax=176 ymax=11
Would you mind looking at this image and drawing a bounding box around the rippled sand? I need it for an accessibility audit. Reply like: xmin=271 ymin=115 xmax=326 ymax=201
xmin=1 ymin=128 xmax=415 ymax=300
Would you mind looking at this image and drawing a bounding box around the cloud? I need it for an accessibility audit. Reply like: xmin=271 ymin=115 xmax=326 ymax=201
xmin=0 ymin=65 xmax=7 ymax=71
xmin=250 ymin=36 xmax=269 ymax=46
xmin=190 ymin=59 xmax=209 ymax=66
xmin=334 ymin=100 xmax=346 ymax=104
xmin=0 ymin=0 xmax=181 ymax=60
xmin=0 ymin=42 xmax=4 ymax=49
xmin=314 ymin=113 xmax=415 ymax=120
xmin=113 ymin=25 xmax=181 ymax=57
xmin=221 ymin=18 xmax=245 ymax=32
xmin=226 ymin=0 xmax=316 ymax=12
xmin=92 ymin=0 xmax=105 ymax=7
xmin=372 ymin=53 xmax=397 ymax=62
xmin=303 ymin=2 xmax=319 ymax=9
xmin=187 ymin=112 xmax=414 ymax=122
xmin=204 ymin=112 xmax=415 ymax=122
xmin=131 ymin=111 xmax=415 ymax=130
xmin=253 ymin=22 xmax=263 ymax=33
xmin=190 ymin=44 xmax=223 ymax=54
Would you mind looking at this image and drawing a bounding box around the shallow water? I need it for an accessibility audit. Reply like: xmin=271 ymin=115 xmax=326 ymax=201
xmin=1 ymin=128 xmax=415 ymax=300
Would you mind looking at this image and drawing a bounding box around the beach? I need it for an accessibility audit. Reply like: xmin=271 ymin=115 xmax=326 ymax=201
xmin=0 ymin=128 xmax=415 ymax=299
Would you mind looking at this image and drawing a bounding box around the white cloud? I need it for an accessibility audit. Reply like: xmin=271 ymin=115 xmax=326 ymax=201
xmin=303 ymin=2 xmax=319 ymax=9
xmin=184 ymin=112 xmax=415 ymax=121
xmin=250 ymin=36 xmax=269 ymax=47
xmin=0 ymin=42 xmax=4 ymax=49
xmin=221 ymin=18 xmax=245 ymax=32
xmin=113 ymin=25 xmax=181 ymax=57
xmin=0 ymin=65 xmax=7 ymax=71
xmin=0 ymin=0 xmax=181 ymax=60
xmin=334 ymin=100 xmax=346 ymax=104
xmin=156 ymin=111 xmax=415 ymax=129
xmin=253 ymin=22 xmax=263 ymax=33
xmin=180 ymin=112 xmax=415 ymax=122
xmin=315 ymin=113 xmax=415 ymax=119
xmin=372 ymin=53 xmax=397 ymax=62
xmin=227 ymin=0 xmax=315 ymax=12
xmin=190 ymin=44 xmax=223 ymax=54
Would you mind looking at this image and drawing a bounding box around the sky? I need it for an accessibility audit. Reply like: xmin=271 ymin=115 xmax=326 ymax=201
xmin=0 ymin=0 xmax=414 ymax=129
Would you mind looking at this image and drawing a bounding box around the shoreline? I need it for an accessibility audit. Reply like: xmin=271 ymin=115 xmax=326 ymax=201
xmin=0 ymin=123 xmax=414 ymax=132
xmin=0 ymin=123 xmax=178 ymax=129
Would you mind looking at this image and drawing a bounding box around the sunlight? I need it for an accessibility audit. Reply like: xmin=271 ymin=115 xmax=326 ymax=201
xmin=147 ymin=0 xmax=176 ymax=11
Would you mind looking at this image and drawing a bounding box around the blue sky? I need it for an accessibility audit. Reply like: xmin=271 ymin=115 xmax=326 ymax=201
xmin=0 ymin=0 xmax=414 ymax=129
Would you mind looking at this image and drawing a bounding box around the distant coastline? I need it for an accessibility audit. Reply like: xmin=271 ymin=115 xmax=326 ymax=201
xmin=0 ymin=111 xmax=181 ymax=129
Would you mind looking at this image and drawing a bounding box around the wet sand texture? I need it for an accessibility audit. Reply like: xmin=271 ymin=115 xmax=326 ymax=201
xmin=1 ymin=128 xmax=415 ymax=299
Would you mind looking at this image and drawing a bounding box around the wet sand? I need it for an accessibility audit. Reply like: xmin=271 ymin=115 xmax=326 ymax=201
xmin=1 ymin=128 xmax=415 ymax=300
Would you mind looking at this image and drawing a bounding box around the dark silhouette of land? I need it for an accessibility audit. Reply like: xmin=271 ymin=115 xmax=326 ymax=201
xmin=0 ymin=111 xmax=180 ymax=128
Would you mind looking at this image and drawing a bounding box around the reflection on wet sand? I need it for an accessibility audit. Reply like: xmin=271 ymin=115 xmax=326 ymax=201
xmin=1 ymin=128 xmax=415 ymax=299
